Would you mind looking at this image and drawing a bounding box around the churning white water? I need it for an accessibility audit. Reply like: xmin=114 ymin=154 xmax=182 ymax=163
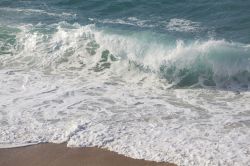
xmin=0 ymin=22 xmax=250 ymax=166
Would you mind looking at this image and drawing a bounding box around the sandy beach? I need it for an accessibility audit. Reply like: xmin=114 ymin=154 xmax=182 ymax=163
xmin=0 ymin=143 xmax=176 ymax=166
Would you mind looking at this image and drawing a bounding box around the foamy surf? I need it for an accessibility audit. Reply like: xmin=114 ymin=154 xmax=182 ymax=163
xmin=0 ymin=7 xmax=76 ymax=18
xmin=1 ymin=1 xmax=250 ymax=165
xmin=0 ymin=22 xmax=250 ymax=166
xmin=1 ymin=23 xmax=250 ymax=89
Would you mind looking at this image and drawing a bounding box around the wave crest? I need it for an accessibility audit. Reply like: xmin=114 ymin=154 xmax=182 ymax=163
xmin=1 ymin=22 xmax=250 ymax=90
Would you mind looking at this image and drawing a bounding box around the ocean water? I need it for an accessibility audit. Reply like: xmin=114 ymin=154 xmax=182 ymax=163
xmin=0 ymin=0 xmax=250 ymax=165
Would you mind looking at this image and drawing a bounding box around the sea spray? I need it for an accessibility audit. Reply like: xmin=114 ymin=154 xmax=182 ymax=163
xmin=1 ymin=23 xmax=250 ymax=89
xmin=1 ymin=1 xmax=250 ymax=165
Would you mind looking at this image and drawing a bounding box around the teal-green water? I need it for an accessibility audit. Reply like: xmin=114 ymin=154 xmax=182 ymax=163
xmin=1 ymin=1 xmax=250 ymax=165
xmin=1 ymin=0 xmax=250 ymax=42
xmin=0 ymin=0 xmax=250 ymax=88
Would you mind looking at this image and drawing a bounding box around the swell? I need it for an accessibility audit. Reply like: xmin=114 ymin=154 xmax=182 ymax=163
xmin=1 ymin=22 xmax=250 ymax=90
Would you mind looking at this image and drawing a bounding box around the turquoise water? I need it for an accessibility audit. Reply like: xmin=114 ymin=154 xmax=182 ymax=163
xmin=1 ymin=1 xmax=250 ymax=165
xmin=1 ymin=0 xmax=250 ymax=88
xmin=1 ymin=0 xmax=250 ymax=42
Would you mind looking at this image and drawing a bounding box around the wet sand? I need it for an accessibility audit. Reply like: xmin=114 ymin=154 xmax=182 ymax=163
xmin=0 ymin=143 xmax=176 ymax=166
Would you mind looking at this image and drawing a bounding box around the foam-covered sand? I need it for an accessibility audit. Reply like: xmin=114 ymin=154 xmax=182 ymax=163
xmin=0 ymin=143 xmax=175 ymax=166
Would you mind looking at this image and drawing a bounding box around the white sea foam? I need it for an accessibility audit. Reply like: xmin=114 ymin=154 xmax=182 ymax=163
xmin=0 ymin=22 xmax=250 ymax=166
xmin=166 ymin=18 xmax=201 ymax=32
xmin=89 ymin=17 xmax=206 ymax=35
xmin=0 ymin=7 xmax=76 ymax=18
xmin=89 ymin=17 xmax=155 ymax=28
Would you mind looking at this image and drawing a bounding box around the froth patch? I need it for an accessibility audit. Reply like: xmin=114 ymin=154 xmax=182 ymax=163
xmin=0 ymin=7 xmax=76 ymax=18
xmin=166 ymin=18 xmax=201 ymax=32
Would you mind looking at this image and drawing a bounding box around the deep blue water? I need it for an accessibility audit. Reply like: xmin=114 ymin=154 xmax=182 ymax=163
xmin=1 ymin=0 xmax=250 ymax=43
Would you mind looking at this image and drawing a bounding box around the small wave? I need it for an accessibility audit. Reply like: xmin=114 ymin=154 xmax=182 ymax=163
xmin=0 ymin=7 xmax=77 ymax=18
xmin=89 ymin=17 xmax=154 ymax=28
xmin=166 ymin=18 xmax=201 ymax=32
xmin=90 ymin=17 xmax=203 ymax=33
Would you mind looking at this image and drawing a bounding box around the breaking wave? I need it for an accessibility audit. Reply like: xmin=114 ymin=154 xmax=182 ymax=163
xmin=1 ymin=22 xmax=250 ymax=90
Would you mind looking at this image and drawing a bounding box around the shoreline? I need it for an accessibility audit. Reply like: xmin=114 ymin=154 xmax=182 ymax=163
xmin=0 ymin=143 xmax=176 ymax=166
